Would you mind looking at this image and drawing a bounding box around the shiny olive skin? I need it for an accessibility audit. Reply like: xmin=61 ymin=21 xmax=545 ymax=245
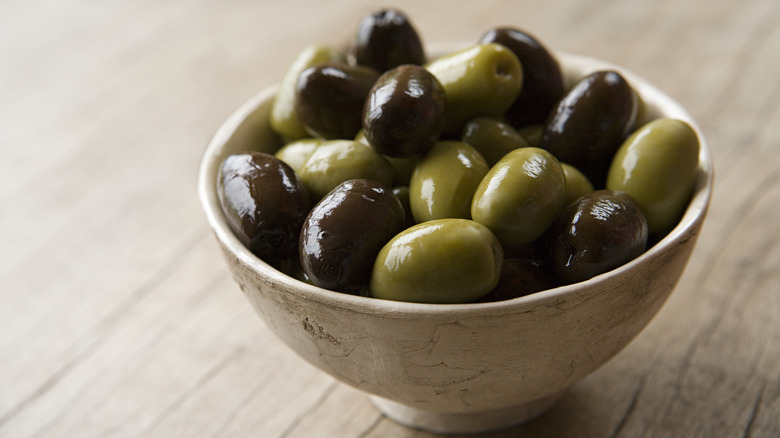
xmin=540 ymin=70 xmax=638 ymax=188
xmin=370 ymin=218 xmax=503 ymax=303
xmin=426 ymin=43 xmax=523 ymax=136
xmin=545 ymin=190 xmax=648 ymax=284
xmin=409 ymin=141 xmax=489 ymax=222
xmin=461 ymin=117 xmax=529 ymax=166
xmin=476 ymin=257 xmax=560 ymax=302
xmin=561 ymin=162 xmax=595 ymax=206
xmin=298 ymin=140 xmax=394 ymax=201
xmin=471 ymin=147 xmax=566 ymax=247
xmin=479 ymin=27 xmax=564 ymax=128
xmin=273 ymin=138 xmax=321 ymax=174
xmin=392 ymin=186 xmax=416 ymax=229
xmin=607 ymin=118 xmax=700 ymax=235
xmin=350 ymin=9 xmax=426 ymax=72
xmin=300 ymin=179 xmax=405 ymax=292
xmin=271 ymin=45 xmax=345 ymax=141
xmin=295 ymin=62 xmax=380 ymax=139
xmin=217 ymin=152 xmax=311 ymax=263
xmin=355 ymin=130 xmax=418 ymax=186
xmin=363 ymin=64 xmax=446 ymax=158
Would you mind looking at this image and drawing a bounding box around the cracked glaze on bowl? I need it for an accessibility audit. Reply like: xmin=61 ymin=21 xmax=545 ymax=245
xmin=198 ymin=49 xmax=712 ymax=433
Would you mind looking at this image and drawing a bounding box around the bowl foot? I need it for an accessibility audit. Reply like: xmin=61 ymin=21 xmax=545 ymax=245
xmin=369 ymin=391 xmax=563 ymax=435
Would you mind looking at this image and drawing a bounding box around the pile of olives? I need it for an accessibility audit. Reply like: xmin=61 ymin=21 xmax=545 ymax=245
xmin=217 ymin=9 xmax=700 ymax=304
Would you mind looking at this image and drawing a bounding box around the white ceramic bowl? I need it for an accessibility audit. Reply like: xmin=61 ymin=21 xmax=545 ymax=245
xmin=198 ymin=48 xmax=713 ymax=435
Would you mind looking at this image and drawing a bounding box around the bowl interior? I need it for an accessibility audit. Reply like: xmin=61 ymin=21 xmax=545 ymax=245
xmin=198 ymin=49 xmax=713 ymax=316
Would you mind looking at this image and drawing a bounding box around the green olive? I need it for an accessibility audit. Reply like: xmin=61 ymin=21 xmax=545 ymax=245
xmin=561 ymin=163 xmax=595 ymax=206
xmin=270 ymin=45 xmax=345 ymax=141
xmin=461 ymin=117 xmax=529 ymax=166
xmin=425 ymin=43 xmax=523 ymax=136
xmin=409 ymin=141 xmax=489 ymax=222
xmin=392 ymin=186 xmax=416 ymax=228
xmin=370 ymin=218 xmax=503 ymax=303
xmin=471 ymin=147 xmax=566 ymax=247
xmin=606 ymin=118 xmax=700 ymax=235
xmin=273 ymin=138 xmax=322 ymax=174
xmin=478 ymin=27 xmax=565 ymax=128
xmin=356 ymin=130 xmax=418 ymax=186
xmin=298 ymin=140 xmax=394 ymax=201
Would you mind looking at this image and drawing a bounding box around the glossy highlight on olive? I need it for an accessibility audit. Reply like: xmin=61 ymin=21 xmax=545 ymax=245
xmin=295 ymin=62 xmax=380 ymax=139
xmin=300 ymin=179 xmax=405 ymax=292
xmin=217 ymin=152 xmax=311 ymax=263
xmin=362 ymin=64 xmax=446 ymax=158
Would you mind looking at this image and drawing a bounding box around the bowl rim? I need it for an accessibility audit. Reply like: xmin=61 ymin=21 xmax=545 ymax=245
xmin=198 ymin=48 xmax=714 ymax=317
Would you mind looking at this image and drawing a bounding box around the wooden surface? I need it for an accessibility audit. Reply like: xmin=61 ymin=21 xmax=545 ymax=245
xmin=1 ymin=0 xmax=778 ymax=436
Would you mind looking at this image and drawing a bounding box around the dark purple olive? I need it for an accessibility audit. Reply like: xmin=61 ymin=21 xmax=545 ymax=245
xmin=217 ymin=152 xmax=311 ymax=262
xmin=300 ymin=179 xmax=406 ymax=292
xmin=540 ymin=70 xmax=638 ymax=188
xmin=295 ymin=62 xmax=380 ymax=140
xmin=363 ymin=64 xmax=446 ymax=158
xmin=478 ymin=27 xmax=564 ymax=128
xmin=545 ymin=190 xmax=648 ymax=284
xmin=476 ymin=257 xmax=560 ymax=302
xmin=350 ymin=9 xmax=426 ymax=72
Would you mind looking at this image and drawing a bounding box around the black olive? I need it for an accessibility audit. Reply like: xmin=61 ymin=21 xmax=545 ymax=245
xmin=299 ymin=179 xmax=406 ymax=292
xmin=478 ymin=27 xmax=565 ymax=128
xmin=476 ymin=257 xmax=560 ymax=302
xmin=540 ymin=70 xmax=638 ymax=188
xmin=295 ymin=62 xmax=380 ymax=140
xmin=350 ymin=9 xmax=426 ymax=72
xmin=545 ymin=190 xmax=648 ymax=284
xmin=362 ymin=64 xmax=446 ymax=158
xmin=217 ymin=152 xmax=311 ymax=262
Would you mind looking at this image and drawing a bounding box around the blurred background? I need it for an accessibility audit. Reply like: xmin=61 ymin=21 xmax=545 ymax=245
xmin=1 ymin=0 xmax=778 ymax=437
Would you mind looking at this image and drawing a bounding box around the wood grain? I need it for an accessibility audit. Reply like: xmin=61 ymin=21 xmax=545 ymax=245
xmin=1 ymin=0 xmax=777 ymax=436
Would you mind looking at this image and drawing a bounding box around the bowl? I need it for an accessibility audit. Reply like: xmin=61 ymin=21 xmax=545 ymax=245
xmin=198 ymin=47 xmax=713 ymax=435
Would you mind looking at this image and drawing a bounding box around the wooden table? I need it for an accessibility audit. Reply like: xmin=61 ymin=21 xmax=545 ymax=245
xmin=1 ymin=0 xmax=778 ymax=436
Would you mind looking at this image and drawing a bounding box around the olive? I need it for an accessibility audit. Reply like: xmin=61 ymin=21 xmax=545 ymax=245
xmin=409 ymin=141 xmax=489 ymax=222
xmin=425 ymin=43 xmax=523 ymax=136
xmin=540 ymin=70 xmax=638 ymax=188
xmin=517 ymin=124 xmax=543 ymax=147
xmin=298 ymin=139 xmax=394 ymax=201
xmin=391 ymin=186 xmax=416 ymax=229
xmin=545 ymin=190 xmax=648 ymax=284
xmin=476 ymin=257 xmax=560 ymax=302
xmin=370 ymin=218 xmax=503 ymax=303
xmin=217 ymin=152 xmax=311 ymax=262
xmin=471 ymin=147 xmax=566 ymax=247
xmin=271 ymin=45 xmax=345 ymax=141
xmin=363 ymin=64 xmax=446 ymax=158
xmin=478 ymin=27 xmax=564 ymax=128
xmin=350 ymin=8 xmax=426 ymax=72
xmin=461 ymin=117 xmax=529 ymax=166
xmin=355 ymin=130 xmax=418 ymax=186
xmin=561 ymin=162 xmax=595 ymax=206
xmin=606 ymin=118 xmax=700 ymax=235
xmin=295 ymin=62 xmax=380 ymax=139
xmin=273 ymin=138 xmax=322 ymax=174
xmin=300 ymin=179 xmax=405 ymax=292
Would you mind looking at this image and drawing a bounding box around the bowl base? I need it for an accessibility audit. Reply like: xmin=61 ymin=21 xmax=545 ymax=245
xmin=369 ymin=391 xmax=563 ymax=435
